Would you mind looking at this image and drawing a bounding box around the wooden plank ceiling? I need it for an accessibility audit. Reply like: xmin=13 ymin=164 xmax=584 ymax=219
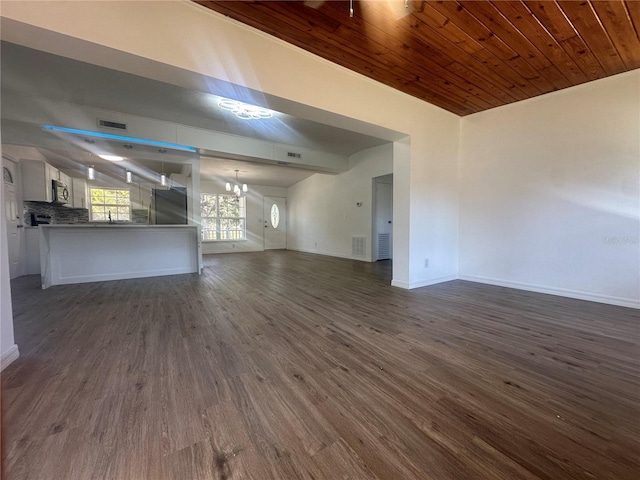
xmin=195 ymin=0 xmax=640 ymax=116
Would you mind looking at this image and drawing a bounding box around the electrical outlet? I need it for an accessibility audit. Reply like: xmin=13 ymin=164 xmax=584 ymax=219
xmin=424 ymin=258 xmax=429 ymax=268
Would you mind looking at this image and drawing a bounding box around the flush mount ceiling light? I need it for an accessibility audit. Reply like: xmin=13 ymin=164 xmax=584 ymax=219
xmin=98 ymin=154 xmax=124 ymax=162
xmin=226 ymin=170 xmax=248 ymax=197
xmin=218 ymin=99 xmax=273 ymax=120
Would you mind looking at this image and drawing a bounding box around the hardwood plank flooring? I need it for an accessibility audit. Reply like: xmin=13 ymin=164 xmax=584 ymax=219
xmin=2 ymin=251 xmax=639 ymax=479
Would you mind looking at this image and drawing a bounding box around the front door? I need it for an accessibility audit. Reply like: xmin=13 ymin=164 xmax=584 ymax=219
xmin=263 ymin=196 xmax=286 ymax=250
xmin=4 ymin=165 xmax=22 ymax=278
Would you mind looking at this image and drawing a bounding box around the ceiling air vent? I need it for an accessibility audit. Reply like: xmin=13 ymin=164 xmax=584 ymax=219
xmin=97 ymin=119 xmax=128 ymax=131
xmin=287 ymin=152 xmax=302 ymax=159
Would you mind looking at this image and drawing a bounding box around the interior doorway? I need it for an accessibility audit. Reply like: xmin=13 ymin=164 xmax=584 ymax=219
xmin=373 ymin=174 xmax=393 ymax=261
xmin=264 ymin=196 xmax=287 ymax=250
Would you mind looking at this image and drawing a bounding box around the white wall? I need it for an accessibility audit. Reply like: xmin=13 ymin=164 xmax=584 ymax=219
xmin=287 ymin=144 xmax=392 ymax=260
xmin=459 ymin=71 xmax=640 ymax=308
xmin=201 ymin=180 xmax=286 ymax=254
xmin=406 ymin=116 xmax=461 ymax=288
xmin=0 ymin=0 xmax=461 ymax=288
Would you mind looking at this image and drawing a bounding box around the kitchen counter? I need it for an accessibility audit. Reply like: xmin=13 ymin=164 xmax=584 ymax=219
xmin=40 ymin=224 xmax=202 ymax=289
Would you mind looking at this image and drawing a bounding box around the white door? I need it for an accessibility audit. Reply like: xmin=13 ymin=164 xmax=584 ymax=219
xmin=264 ymin=196 xmax=286 ymax=250
xmin=374 ymin=181 xmax=393 ymax=261
xmin=4 ymin=167 xmax=22 ymax=278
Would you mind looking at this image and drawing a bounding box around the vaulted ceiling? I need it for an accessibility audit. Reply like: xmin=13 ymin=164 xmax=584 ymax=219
xmin=196 ymin=0 xmax=640 ymax=116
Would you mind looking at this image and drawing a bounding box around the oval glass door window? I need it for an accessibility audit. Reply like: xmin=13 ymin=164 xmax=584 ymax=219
xmin=270 ymin=203 xmax=280 ymax=229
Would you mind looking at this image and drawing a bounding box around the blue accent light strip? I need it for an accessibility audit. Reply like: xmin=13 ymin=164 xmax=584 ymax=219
xmin=42 ymin=125 xmax=197 ymax=153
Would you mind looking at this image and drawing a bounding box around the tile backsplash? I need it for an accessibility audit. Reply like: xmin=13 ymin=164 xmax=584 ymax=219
xmin=24 ymin=201 xmax=89 ymax=225
xmin=24 ymin=202 xmax=150 ymax=225
xmin=132 ymin=209 xmax=149 ymax=224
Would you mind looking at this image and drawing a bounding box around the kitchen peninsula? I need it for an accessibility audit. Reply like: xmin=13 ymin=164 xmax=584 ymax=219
xmin=40 ymin=224 xmax=201 ymax=289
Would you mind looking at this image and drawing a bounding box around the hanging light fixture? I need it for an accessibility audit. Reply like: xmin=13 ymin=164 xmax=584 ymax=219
xmin=88 ymin=165 xmax=95 ymax=181
xmin=160 ymin=162 xmax=167 ymax=187
xmin=226 ymin=170 xmax=247 ymax=197
xmin=125 ymin=169 xmax=132 ymax=184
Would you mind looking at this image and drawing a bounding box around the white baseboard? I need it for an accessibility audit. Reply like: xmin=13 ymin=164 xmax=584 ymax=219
xmin=391 ymin=275 xmax=457 ymax=290
xmin=292 ymin=248 xmax=372 ymax=263
xmin=409 ymin=275 xmax=459 ymax=289
xmin=459 ymin=274 xmax=640 ymax=309
xmin=1 ymin=344 xmax=19 ymax=371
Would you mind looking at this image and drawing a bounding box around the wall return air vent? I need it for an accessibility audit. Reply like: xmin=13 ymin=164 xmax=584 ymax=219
xmin=352 ymin=236 xmax=366 ymax=258
xmin=97 ymin=119 xmax=128 ymax=131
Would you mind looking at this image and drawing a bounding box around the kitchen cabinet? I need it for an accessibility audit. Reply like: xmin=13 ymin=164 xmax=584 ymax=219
xmin=22 ymin=160 xmax=57 ymax=202
xmin=59 ymin=171 xmax=69 ymax=185
xmin=40 ymin=225 xmax=201 ymax=288
xmin=71 ymin=177 xmax=87 ymax=208
xmin=21 ymin=160 xmax=76 ymax=205
xmin=24 ymin=228 xmax=41 ymax=275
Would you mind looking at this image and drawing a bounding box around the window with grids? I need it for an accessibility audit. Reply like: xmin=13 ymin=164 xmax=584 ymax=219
xmin=200 ymin=194 xmax=246 ymax=241
xmin=89 ymin=188 xmax=131 ymax=222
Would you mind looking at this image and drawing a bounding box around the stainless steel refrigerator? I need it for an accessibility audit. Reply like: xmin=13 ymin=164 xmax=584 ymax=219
xmin=151 ymin=187 xmax=187 ymax=225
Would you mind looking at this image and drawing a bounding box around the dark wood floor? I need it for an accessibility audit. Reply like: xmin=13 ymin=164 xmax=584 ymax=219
xmin=2 ymin=251 xmax=639 ymax=479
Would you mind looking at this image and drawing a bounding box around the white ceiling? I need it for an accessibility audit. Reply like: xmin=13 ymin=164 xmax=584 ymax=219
xmin=1 ymin=42 xmax=392 ymax=187
xmin=200 ymin=156 xmax=316 ymax=188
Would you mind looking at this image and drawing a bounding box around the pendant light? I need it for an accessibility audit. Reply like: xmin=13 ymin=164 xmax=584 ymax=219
xmin=160 ymin=162 xmax=167 ymax=187
xmin=226 ymin=170 xmax=247 ymax=197
xmin=88 ymin=165 xmax=95 ymax=181
xmin=125 ymin=169 xmax=132 ymax=184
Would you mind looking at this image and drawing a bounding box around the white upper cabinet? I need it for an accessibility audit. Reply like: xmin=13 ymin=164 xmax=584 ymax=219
xmin=71 ymin=177 xmax=87 ymax=208
xmin=22 ymin=160 xmax=56 ymax=202
xmin=21 ymin=160 xmax=78 ymax=206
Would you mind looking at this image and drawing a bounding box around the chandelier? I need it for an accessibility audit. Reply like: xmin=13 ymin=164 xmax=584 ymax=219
xmin=226 ymin=170 xmax=248 ymax=197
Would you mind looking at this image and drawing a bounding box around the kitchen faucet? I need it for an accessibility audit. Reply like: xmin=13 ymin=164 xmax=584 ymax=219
xmin=108 ymin=210 xmax=113 ymax=224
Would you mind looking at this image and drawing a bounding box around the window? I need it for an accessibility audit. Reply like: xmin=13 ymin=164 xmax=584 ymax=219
xmin=201 ymin=194 xmax=246 ymax=241
xmin=90 ymin=188 xmax=131 ymax=221
xmin=270 ymin=203 xmax=280 ymax=229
